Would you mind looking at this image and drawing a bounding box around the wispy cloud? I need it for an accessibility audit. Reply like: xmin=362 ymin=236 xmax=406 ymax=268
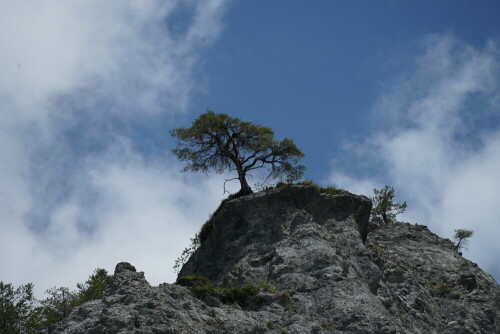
xmin=0 ymin=0 xmax=229 ymax=295
xmin=330 ymin=34 xmax=500 ymax=280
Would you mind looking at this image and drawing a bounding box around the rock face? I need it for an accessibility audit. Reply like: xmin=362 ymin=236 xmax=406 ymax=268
xmin=53 ymin=185 xmax=500 ymax=333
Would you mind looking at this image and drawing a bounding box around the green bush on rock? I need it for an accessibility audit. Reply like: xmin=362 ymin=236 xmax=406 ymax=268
xmin=176 ymin=276 xmax=291 ymax=309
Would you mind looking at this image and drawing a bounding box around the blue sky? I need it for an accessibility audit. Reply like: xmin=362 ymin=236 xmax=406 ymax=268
xmin=1 ymin=1 xmax=499 ymax=296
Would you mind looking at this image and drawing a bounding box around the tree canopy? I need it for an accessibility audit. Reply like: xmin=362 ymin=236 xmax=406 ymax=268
xmin=0 ymin=268 xmax=113 ymax=333
xmin=0 ymin=282 xmax=38 ymax=333
xmin=453 ymin=229 xmax=474 ymax=252
xmin=371 ymin=185 xmax=407 ymax=224
xmin=171 ymin=110 xmax=305 ymax=195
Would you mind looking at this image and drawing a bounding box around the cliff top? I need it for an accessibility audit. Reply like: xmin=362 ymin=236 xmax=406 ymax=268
xmin=53 ymin=184 xmax=500 ymax=334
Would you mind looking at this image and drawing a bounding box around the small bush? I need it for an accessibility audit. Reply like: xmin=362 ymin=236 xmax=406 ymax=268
xmin=296 ymin=180 xmax=343 ymax=195
xmin=453 ymin=229 xmax=474 ymax=252
xmin=320 ymin=186 xmax=343 ymax=195
xmin=198 ymin=197 xmax=230 ymax=244
xmin=180 ymin=278 xmax=284 ymax=309
xmin=199 ymin=218 xmax=215 ymax=244
xmin=434 ymin=283 xmax=452 ymax=295
xmin=371 ymin=185 xmax=407 ymax=224
xmin=281 ymin=291 xmax=294 ymax=311
xmin=297 ymin=179 xmax=316 ymax=186
xmin=256 ymin=281 xmax=275 ymax=293
xmin=176 ymin=276 xmax=212 ymax=288
xmin=436 ymin=283 xmax=451 ymax=295
xmin=266 ymin=321 xmax=276 ymax=330
xmin=173 ymin=234 xmax=201 ymax=274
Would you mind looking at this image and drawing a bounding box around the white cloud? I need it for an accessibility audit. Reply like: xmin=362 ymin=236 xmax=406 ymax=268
xmin=0 ymin=0 xmax=229 ymax=296
xmin=36 ymin=143 xmax=231 ymax=293
xmin=330 ymin=34 xmax=500 ymax=280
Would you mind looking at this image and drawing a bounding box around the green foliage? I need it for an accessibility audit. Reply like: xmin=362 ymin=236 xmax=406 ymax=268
xmin=176 ymin=276 xmax=212 ymax=288
xmin=0 ymin=268 xmax=113 ymax=332
xmin=198 ymin=197 xmax=229 ymax=244
xmin=173 ymin=234 xmax=201 ymax=274
xmin=189 ymin=283 xmax=263 ymax=307
xmin=296 ymin=179 xmax=316 ymax=186
xmin=371 ymin=185 xmax=407 ymax=224
xmin=171 ymin=110 xmax=305 ymax=195
xmin=281 ymin=291 xmax=295 ymax=311
xmin=266 ymin=321 xmax=276 ymax=330
xmin=37 ymin=287 xmax=75 ymax=328
xmin=296 ymin=180 xmax=343 ymax=195
xmin=0 ymin=282 xmax=40 ymax=333
xmin=428 ymin=281 xmax=452 ymax=296
xmin=320 ymin=186 xmax=343 ymax=195
xmin=75 ymin=268 xmax=112 ymax=304
xmin=255 ymin=281 xmax=275 ymax=293
xmin=37 ymin=268 xmax=112 ymax=329
xmin=275 ymin=181 xmax=288 ymax=188
xmin=199 ymin=218 xmax=215 ymax=244
xmin=453 ymin=229 xmax=474 ymax=252
xmin=177 ymin=276 xmax=283 ymax=309
xmin=434 ymin=283 xmax=452 ymax=295
xmin=174 ymin=196 xmax=228 ymax=272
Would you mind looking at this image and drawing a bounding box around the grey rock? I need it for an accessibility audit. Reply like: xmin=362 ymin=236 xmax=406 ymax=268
xmin=53 ymin=184 xmax=500 ymax=333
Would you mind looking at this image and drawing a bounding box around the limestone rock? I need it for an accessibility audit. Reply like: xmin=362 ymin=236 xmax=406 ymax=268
xmin=52 ymin=184 xmax=500 ymax=333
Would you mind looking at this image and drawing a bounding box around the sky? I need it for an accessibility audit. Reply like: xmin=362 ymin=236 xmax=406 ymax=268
xmin=1 ymin=0 xmax=499 ymax=296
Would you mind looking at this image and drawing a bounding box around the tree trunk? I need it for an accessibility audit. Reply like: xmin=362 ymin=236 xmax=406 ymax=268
xmin=237 ymin=170 xmax=253 ymax=195
xmin=382 ymin=211 xmax=388 ymax=225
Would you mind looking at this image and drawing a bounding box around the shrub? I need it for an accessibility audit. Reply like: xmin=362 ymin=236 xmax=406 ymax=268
xmin=75 ymin=268 xmax=112 ymax=304
xmin=178 ymin=277 xmax=283 ymax=309
xmin=276 ymin=181 xmax=288 ymax=188
xmin=199 ymin=217 xmax=215 ymax=244
xmin=371 ymin=185 xmax=407 ymax=224
xmin=453 ymin=229 xmax=474 ymax=252
xmin=428 ymin=281 xmax=452 ymax=296
xmin=198 ymin=197 xmax=229 ymax=244
xmin=434 ymin=283 xmax=452 ymax=295
xmin=296 ymin=180 xmax=344 ymax=195
xmin=281 ymin=291 xmax=294 ymax=311
xmin=0 ymin=282 xmax=39 ymax=333
xmin=297 ymin=180 xmax=316 ymax=186
xmin=320 ymin=186 xmax=343 ymax=195
xmin=256 ymin=281 xmax=275 ymax=293
xmin=266 ymin=321 xmax=276 ymax=329
xmin=173 ymin=234 xmax=201 ymax=274
xmin=176 ymin=276 xmax=212 ymax=288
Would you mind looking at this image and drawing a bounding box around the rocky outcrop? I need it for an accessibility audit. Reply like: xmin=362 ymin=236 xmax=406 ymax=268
xmin=53 ymin=185 xmax=500 ymax=333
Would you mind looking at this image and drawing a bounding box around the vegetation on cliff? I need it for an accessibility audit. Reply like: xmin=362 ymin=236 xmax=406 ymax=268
xmin=171 ymin=110 xmax=305 ymax=195
xmin=0 ymin=268 xmax=112 ymax=333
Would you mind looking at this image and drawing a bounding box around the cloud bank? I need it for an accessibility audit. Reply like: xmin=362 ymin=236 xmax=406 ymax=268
xmin=331 ymin=34 xmax=500 ymax=281
xmin=0 ymin=0 xmax=229 ymax=295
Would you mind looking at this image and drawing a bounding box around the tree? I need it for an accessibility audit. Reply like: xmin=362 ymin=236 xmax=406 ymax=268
xmin=173 ymin=233 xmax=200 ymax=274
xmin=0 ymin=282 xmax=42 ymax=333
xmin=75 ymin=268 xmax=112 ymax=304
xmin=453 ymin=229 xmax=474 ymax=252
xmin=36 ymin=268 xmax=112 ymax=330
xmin=371 ymin=185 xmax=407 ymax=224
xmin=37 ymin=287 xmax=75 ymax=328
xmin=171 ymin=110 xmax=305 ymax=195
